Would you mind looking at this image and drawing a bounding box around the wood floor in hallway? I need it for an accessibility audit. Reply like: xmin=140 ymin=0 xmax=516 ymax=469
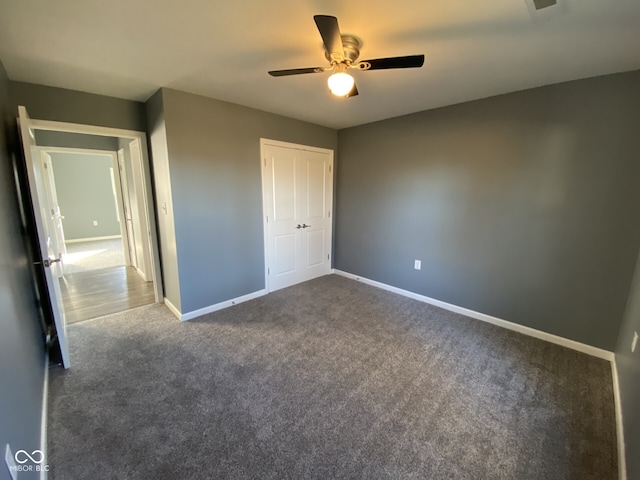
xmin=59 ymin=266 xmax=155 ymax=324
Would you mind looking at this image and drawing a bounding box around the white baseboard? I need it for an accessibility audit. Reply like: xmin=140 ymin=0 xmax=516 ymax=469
xmin=134 ymin=266 xmax=148 ymax=282
xmin=40 ymin=356 xmax=49 ymax=480
xmin=611 ymin=358 xmax=627 ymax=480
xmin=65 ymin=235 xmax=122 ymax=244
xmin=333 ymin=270 xmax=614 ymax=361
xmin=164 ymin=297 xmax=181 ymax=320
xmin=165 ymin=289 xmax=268 ymax=322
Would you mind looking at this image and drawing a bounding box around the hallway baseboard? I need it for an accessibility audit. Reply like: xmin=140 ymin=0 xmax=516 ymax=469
xmin=65 ymin=235 xmax=122 ymax=244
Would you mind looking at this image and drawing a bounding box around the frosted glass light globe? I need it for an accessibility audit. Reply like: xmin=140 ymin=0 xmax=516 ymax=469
xmin=327 ymin=72 xmax=355 ymax=96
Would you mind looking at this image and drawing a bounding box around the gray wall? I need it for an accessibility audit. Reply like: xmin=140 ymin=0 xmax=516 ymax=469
xmin=616 ymin=249 xmax=640 ymax=479
xmin=336 ymin=71 xmax=640 ymax=351
xmin=50 ymin=152 xmax=121 ymax=240
xmin=35 ymin=130 xmax=119 ymax=151
xmin=152 ymin=88 xmax=337 ymax=314
xmin=0 ymin=62 xmax=46 ymax=480
xmin=10 ymin=81 xmax=147 ymax=132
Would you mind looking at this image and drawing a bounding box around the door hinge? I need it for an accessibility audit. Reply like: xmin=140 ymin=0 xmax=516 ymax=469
xmin=329 ymin=165 xmax=332 ymax=173
xmin=266 ymin=215 xmax=269 ymax=223
xmin=264 ymin=158 xmax=267 ymax=167
xmin=327 ymin=254 xmax=330 ymax=260
xmin=267 ymin=268 xmax=270 ymax=275
xmin=328 ymin=211 xmax=331 ymax=218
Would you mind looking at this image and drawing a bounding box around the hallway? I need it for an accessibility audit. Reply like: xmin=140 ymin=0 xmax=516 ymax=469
xmin=63 ymin=238 xmax=125 ymax=274
xmin=59 ymin=266 xmax=155 ymax=324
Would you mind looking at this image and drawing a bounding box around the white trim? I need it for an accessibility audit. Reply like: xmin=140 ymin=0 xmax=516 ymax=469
xmin=164 ymin=297 xmax=181 ymax=320
xmin=334 ymin=270 xmax=614 ymax=361
xmin=108 ymin=151 xmax=130 ymax=266
xmin=611 ymin=358 xmax=627 ymax=480
xmin=260 ymin=140 xmax=269 ymax=294
xmin=134 ymin=265 xmax=148 ymax=282
xmin=260 ymin=138 xmax=334 ymax=154
xmin=116 ymin=149 xmax=133 ymax=267
xmin=40 ymin=356 xmax=49 ymax=480
xmin=180 ymin=289 xmax=268 ymax=322
xmin=64 ymin=235 xmax=122 ymax=244
xmin=139 ymin=134 xmax=164 ymax=303
xmin=29 ymin=118 xmax=144 ymax=140
xmin=33 ymin=146 xmax=117 ymax=157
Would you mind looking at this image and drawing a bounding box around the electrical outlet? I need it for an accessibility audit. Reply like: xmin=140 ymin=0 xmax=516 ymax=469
xmin=414 ymin=260 xmax=421 ymax=270
xmin=93 ymin=220 xmax=98 ymax=226
xmin=5 ymin=444 xmax=18 ymax=480
xmin=632 ymin=331 xmax=638 ymax=353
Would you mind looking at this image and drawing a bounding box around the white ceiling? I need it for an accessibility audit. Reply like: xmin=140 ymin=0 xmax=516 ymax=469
xmin=1 ymin=0 xmax=639 ymax=129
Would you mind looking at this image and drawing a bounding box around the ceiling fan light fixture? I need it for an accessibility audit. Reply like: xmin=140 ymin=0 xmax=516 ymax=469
xmin=268 ymin=15 xmax=425 ymax=99
xmin=327 ymin=71 xmax=355 ymax=97
xmin=327 ymin=70 xmax=354 ymax=97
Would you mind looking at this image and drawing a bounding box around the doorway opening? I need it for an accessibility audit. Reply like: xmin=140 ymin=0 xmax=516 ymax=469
xmin=18 ymin=106 xmax=163 ymax=367
xmin=34 ymin=146 xmax=156 ymax=324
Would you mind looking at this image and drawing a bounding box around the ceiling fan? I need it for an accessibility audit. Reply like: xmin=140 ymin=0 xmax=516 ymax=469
xmin=268 ymin=15 xmax=425 ymax=98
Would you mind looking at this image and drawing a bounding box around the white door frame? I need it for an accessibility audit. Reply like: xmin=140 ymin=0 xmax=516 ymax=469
xmin=260 ymin=138 xmax=334 ymax=293
xmin=117 ymin=148 xmax=136 ymax=268
xmin=109 ymin=150 xmax=131 ymax=266
xmin=127 ymin=138 xmax=152 ymax=281
xmin=34 ymin=146 xmax=132 ymax=265
xmin=27 ymin=114 xmax=164 ymax=304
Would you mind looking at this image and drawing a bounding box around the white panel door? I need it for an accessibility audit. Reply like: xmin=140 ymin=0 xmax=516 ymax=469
xmin=265 ymin=144 xmax=301 ymax=290
xmin=18 ymin=106 xmax=70 ymax=368
xmin=118 ymin=149 xmax=137 ymax=268
xmin=35 ymin=151 xmax=67 ymax=278
xmin=262 ymin=141 xmax=333 ymax=292
xmin=298 ymin=149 xmax=332 ymax=281
xmin=129 ymin=139 xmax=151 ymax=281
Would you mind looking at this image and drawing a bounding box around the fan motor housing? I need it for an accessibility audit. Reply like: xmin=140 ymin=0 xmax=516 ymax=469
xmin=325 ymin=35 xmax=361 ymax=64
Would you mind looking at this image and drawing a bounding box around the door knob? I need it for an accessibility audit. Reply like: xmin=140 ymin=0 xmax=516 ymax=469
xmin=302 ymin=224 xmax=311 ymax=228
xmin=296 ymin=224 xmax=302 ymax=229
xmin=38 ymin=255 xmax=62 ymax=268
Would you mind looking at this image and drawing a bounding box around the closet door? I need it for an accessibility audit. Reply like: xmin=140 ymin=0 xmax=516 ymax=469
xmin=297 ymin=149 xmax=332 ymax=283
xmin=262 ymin=141 xmax=333 ymax=292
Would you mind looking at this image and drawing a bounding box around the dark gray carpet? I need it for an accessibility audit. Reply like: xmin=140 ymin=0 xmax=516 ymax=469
xmin=48 ymin=275 xmax=617 ymax=479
